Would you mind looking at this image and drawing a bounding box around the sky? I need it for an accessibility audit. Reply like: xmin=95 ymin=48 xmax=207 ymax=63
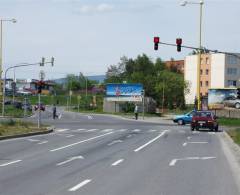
xmin=0 ymin=0 xmax=239 ymax=80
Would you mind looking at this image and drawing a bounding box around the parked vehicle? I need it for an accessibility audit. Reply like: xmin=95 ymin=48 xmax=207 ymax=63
xmin=173 ymin=110 xmax=196 ymax=125
xmin=34 ymin=103 xmax=45 ymax=111
xmin=191 ymin=111 xmax=219 ymax=131
xmin=13 ymin=101 xmax=23 ymax=109
xmin=223 ymin=96 xmax=240 ymax=109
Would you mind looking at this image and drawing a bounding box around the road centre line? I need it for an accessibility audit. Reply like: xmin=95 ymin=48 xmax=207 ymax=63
xmin=169 ymin=156 xmax=216 ymax=166
xmin=111 ymin=159 xmax=124 ymax=166
xmin=108 ymin=140 xmax=123 ymax=146
xmin=50 ymin=132 xmax=114 ymax=152
xmin=0 ymin=160 xmax=22 ymax=167
xmin=134 ymin=130 xmax=169 ymax=152
xmin=68 ymin=179 xmax=92 ymax=192
xmin=182 ymin=141 xmax=208 ymax=147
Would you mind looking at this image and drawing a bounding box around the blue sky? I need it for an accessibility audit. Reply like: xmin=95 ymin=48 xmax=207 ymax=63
xmin=1 ymin=0 xmax=239 ymax=79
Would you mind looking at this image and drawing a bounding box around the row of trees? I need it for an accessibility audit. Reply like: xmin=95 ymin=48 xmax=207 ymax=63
xmin=105 ymin=54 xmax=189 ymax=109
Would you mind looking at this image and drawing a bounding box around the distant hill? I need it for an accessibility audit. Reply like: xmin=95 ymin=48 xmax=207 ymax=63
xmin=53 ymin=75 xmax=105 ymax=84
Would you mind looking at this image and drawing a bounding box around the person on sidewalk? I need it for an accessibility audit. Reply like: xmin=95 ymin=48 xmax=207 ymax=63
xmin=53 ymin=104 xmax=57 ymax=119
xmin=134 ymin=104 xmax=139 ymax=120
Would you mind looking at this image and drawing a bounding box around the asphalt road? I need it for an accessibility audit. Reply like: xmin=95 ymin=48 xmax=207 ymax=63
xmin=0 ymin=108 xmax=239 ymax=195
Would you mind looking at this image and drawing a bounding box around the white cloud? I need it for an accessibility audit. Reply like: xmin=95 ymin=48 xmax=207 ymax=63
xmin=96 ymin=3 xmax=114 ymax=12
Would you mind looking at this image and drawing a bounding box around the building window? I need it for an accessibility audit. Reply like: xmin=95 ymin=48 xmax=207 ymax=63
xmin=227 ymin=55 xmax=238 ymax=65
xmin=227 ymin=68 xmax=237 ymax=75
xmin=227 ymin=80 xmax=237 ymax=87
xmin=200 ymin=69 xmax=203 ymax=75
xmin=205 ymin=81 xmax=209 ymax=87
xmin=200 ymin=81 xmax=202 ymax=87
xmin=206 ymin=57 xmax=209 ymax=65
xmin=206 ymin=92 xmax=208 ymax=96
xmin=206 ymin=69 xmax=209 ymax=75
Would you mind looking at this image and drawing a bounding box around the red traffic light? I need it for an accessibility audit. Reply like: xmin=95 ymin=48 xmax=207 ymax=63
xmin=176 ymin=38 xmax=182 ymax=52
xmin=176 ymin=38 xmax=182 ymax=45
xmin=154 ymin=37 xmax=160 ymax=44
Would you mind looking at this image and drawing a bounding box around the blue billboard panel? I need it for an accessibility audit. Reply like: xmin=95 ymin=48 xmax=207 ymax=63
xmin=106 ymin=83 xmax=143 ymax=97
xmin=106 ymin=83 xmax=143 ymax=102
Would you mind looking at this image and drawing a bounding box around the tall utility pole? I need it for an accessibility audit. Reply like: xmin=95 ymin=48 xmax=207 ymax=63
xmin=181 ymin=0 xmax=204 ymax=110
xmin=0 ymin=18 xmax=16 ymax=112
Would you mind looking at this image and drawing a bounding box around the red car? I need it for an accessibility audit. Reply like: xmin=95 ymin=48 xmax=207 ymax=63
xmin=191 ymin=111 xmax=219 ymax=131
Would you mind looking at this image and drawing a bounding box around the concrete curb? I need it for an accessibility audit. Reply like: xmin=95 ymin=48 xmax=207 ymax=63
xmin=0 ymin=126 xmax=54 ymax=141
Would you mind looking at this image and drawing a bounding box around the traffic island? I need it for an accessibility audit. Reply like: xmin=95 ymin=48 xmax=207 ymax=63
xmin=0 ymin=119 xmax=53 ymax=140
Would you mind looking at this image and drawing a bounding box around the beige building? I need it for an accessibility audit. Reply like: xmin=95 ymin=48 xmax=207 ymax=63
xmin=184 ymin=53 xmax=240 ymax=104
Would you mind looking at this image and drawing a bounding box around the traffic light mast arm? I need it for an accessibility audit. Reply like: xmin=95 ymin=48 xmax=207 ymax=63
xmin=159 ymin=41 xmax=240 ymax=59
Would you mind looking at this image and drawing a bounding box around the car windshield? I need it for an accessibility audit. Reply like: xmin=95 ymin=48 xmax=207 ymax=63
xmin=195 ymin=112 xmax=212 ymax=117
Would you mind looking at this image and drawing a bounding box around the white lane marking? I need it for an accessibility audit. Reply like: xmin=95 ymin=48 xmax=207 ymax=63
xmin=127 ymin=135 xmax=132 ymax=138
xmin=133 ymin=129 xmax=141 ymax=132
xmin=183 ymin=141 xmax=208 ymax=147
xmin=27 ymin=139 xmax=40 ymax=142
xmin=118 ymin=129 xmax=127 ymax=132
xmin=169 ymin=156 xmax=216 ymax=166
xmin=37 ymin=141 xmax=48 ymax=145
xmin=57 ymin=156 xmax=84 ymax=166
xmin=66 ymin=134 xmax=74 ymax=138
xmin=134 ymin=130 xmax=169 ymax=152
xmin=208 ymin=132 xmax=216 ymax=135
xmin=111 ymin=159 xmax=124 ymax=166
xmin=68 ymin=179 xmax=91 ymax=192
xmin=87 ymin=115 xmax=93 ymax=120
xmin=102 ymin=129 xmax=113 ymax=132
xmin=56 ymin=128 xmax=69 ymax=132
xmin=86 ymin=129 xmax=98 ymax=132
xmin=0 ymin=160 xmax=22 ymax=167
xmin=187 ymin=136 xmax=191 ymax=140
xmin=108 ymin=140 xmax=123 ymax=146
xmin=50 ymin=132 xmax=113 ymax=152
xmin=72 ymin=129 xmax=86 ymax=132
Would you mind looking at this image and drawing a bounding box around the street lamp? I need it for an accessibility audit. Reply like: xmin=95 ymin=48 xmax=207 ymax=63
xmin=180 ymin=0 xmax=204 ymax=110
xmin=0 ymin=18 xmax=17 ymax=114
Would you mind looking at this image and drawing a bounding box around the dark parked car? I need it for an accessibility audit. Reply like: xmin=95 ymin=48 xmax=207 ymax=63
xmin=191 ymin=111 xmax=219 ymax=131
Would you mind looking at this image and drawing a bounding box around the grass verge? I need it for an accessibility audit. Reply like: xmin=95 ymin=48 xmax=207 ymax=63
xmin=218 ymin=117 xmax=240 ymax=127
xmin=227 ymin=128 xmax=240 ymax=146
xmin=0 ymin=119 xmax=47 ymax=137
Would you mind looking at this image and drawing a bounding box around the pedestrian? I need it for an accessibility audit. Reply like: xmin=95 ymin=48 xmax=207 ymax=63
xmin=53 ymin=104 xmax=57 ymax=119
xmin=134 ymin=104 xmax=139 ymax=120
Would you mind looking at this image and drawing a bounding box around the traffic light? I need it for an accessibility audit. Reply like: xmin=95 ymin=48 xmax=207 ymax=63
xmin=37 ymin=81 xmax=44 ymax=94
xmin=176 ymin=38 xmax=182 ymax=52
xmin=154 ymin=37 xmax=160 ymax=50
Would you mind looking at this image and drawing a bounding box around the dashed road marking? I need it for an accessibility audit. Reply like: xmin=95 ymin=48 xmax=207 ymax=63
xmin=27 ymin=139 xmax=40 ymax=142
xmin=0 ymin=160 xmax=22 ymax=167
xmin=102 ymin=129 xmax=113 ymax=132
xmin=133 ymin=129 xmax=141 ymax=132
xmin=86 ymin=129 xmax=98 ymax=132
xmin=66 ymin=134 xmax=75 ymax=138
xmin=149 ymin=129 xmax=157 ymax=132
xmin=111 ymin=159 xmax=124 ymax=166
xmin=57 ymin=156 xmax=84 ymax=166
xmin=38 ymin=141 xmax=48 ymax=145
xmin=68 ymin=179 xmax=92 ymax=192
xmin=118 ymin=129 xmax=128 ymax=132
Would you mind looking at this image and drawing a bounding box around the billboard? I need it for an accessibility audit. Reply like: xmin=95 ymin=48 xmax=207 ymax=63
xmin=106 ymin=83 xmax=143 ymax=102
xmin=208 ymin=88 xmax=237 ymax=109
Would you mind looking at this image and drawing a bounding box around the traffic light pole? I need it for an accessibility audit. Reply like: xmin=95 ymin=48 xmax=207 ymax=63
xmin=38 ymin=93 xmax=41 ymax=128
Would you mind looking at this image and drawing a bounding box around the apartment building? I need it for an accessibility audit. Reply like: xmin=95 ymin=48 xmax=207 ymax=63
xmin=184 ymin=53 xmax=240 ymax=104
xmin=165 ymin=59 xmax=184 ymax=74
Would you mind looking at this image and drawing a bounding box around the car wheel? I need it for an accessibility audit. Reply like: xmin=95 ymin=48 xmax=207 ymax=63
xmin=215 ymin=125 xmax=219 ymax=132
xmin=178 ymin=119 xmax=184 ymax=125
xmin=196 ymin=127 xmax=199 ymax=131
xmin=235 ymin=103 xmax=240 ymax=109
xmin=191 ymin=126 xmax=194 ymax=131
